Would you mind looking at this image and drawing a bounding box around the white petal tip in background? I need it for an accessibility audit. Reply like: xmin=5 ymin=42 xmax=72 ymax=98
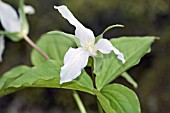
xmin=24 ymin=5 xmax=35 ymax=15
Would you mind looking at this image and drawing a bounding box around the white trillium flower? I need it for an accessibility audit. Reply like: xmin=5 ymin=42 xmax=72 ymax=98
xmin=54 ymin=5 xmax=125 ymax=84
xmin=0 ymin=1 xmax=35 ymax=62
xmin=0 ymin=1 xmax=35 ymax=32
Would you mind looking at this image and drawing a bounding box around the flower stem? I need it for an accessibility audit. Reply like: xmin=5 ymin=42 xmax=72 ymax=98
xmin=73 ymin=91 xmax=87 ymax=113
xmin=91 ymin=59 xmax=96 ymax=88
xmin=23 ymin=35 xmax=50 ymax=60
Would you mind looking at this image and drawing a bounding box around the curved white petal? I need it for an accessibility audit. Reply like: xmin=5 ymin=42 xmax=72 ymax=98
xmin=54 ymin=5 xmax=95 ymax=47
xmin=0 ymin=1 xmax=21 ymax=32
xmin=60 ymin=47 xmax=89 ymax=84
xmin=0 ymin=36 xmax=5 ymax=62
xmin=24 ymin=5 xmax=35 ymax=15
xmin=95 ymin=39 xmax=125 ymax=63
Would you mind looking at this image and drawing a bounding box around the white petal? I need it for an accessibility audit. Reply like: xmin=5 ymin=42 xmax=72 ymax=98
xmin=0 ymin=1 xmax=21 ymax=32
xmin=95 ymin=39 xmax=125 ymax=63
xmin=24 ymin=5 xmax=35 ymax=15
xmin=54 ymin=5 xmax=95 ymax=47
xmin=60 ymin=47 xmax=89 ymax=84
xmin=0 ymin=36 xmax=5 ymax=62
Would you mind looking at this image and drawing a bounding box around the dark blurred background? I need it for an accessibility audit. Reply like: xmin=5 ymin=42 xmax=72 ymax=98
xmin=0 ymin=0 xmax=170 ymax=113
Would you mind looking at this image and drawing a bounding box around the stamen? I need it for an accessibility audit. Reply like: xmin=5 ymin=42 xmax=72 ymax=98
xmin=85 ymin=42 xmax=95 ymax=55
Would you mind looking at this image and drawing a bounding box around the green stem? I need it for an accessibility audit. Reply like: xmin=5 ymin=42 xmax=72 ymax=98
xmin=73 ymin=91 xmax=87 ymax=113
xmin=91 ymin=58 xmax=96 ymax=87
xmin=91 ymin=60 xmax=103 ymax=113
xmin=97 ymin=100 xmax=104 ymax=113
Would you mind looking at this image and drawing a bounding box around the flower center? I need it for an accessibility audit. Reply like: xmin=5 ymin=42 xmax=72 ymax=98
xmin=85 ymin=42 xmax=95 ymax=55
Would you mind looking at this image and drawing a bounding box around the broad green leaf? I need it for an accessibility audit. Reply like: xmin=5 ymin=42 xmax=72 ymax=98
xmin=48 ymin=31 xmax=81 ymax=47
xmin=0 ymin=60 xmax=61 ymax=96
xmin=0 ymin=65 xmax=30 ymax=90
xmin=122 ymin=72 xmax=138 ymax=88
xmin=31 ymin=31 xmax=77 ymax=66
xmin=96 ymin=36 xmax=156 ymax=90
xmin=0 ymin=60 xmax=94 ymax=96
xmin=99 ymin=84 xmax=141 ymax=113
xmin=94 ymin=89 xmax=117 ymax=113
xmin=93 ymin=53 xmax=104 ymax=74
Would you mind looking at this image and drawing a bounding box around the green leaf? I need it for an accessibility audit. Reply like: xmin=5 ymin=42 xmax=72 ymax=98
xmin=48 ymin=31 xmax=81 ymax=47
xmin=93 ymin=53 xmax=104 ymax=74
xmin=94 ymin=89 xmax=117 ymax=113
xmin=61 ymin=70 xmax=94 ymax=95
xmin=0 ymin=65 xmax=30 ymax=96
xmin=98 ymin=84 xmax=141 ymax=113
xmin=96 ymin=36 xmax=156 ymax=90
xmin=0 ymin=60 xmax=94 ymax=96
xmin=95 ymin=24 xmax=124 ymax=43
xmin=31 ymin=31 xmax=77 ymax=65
xmin=122 ymin=72 xmax=138 ymax=88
